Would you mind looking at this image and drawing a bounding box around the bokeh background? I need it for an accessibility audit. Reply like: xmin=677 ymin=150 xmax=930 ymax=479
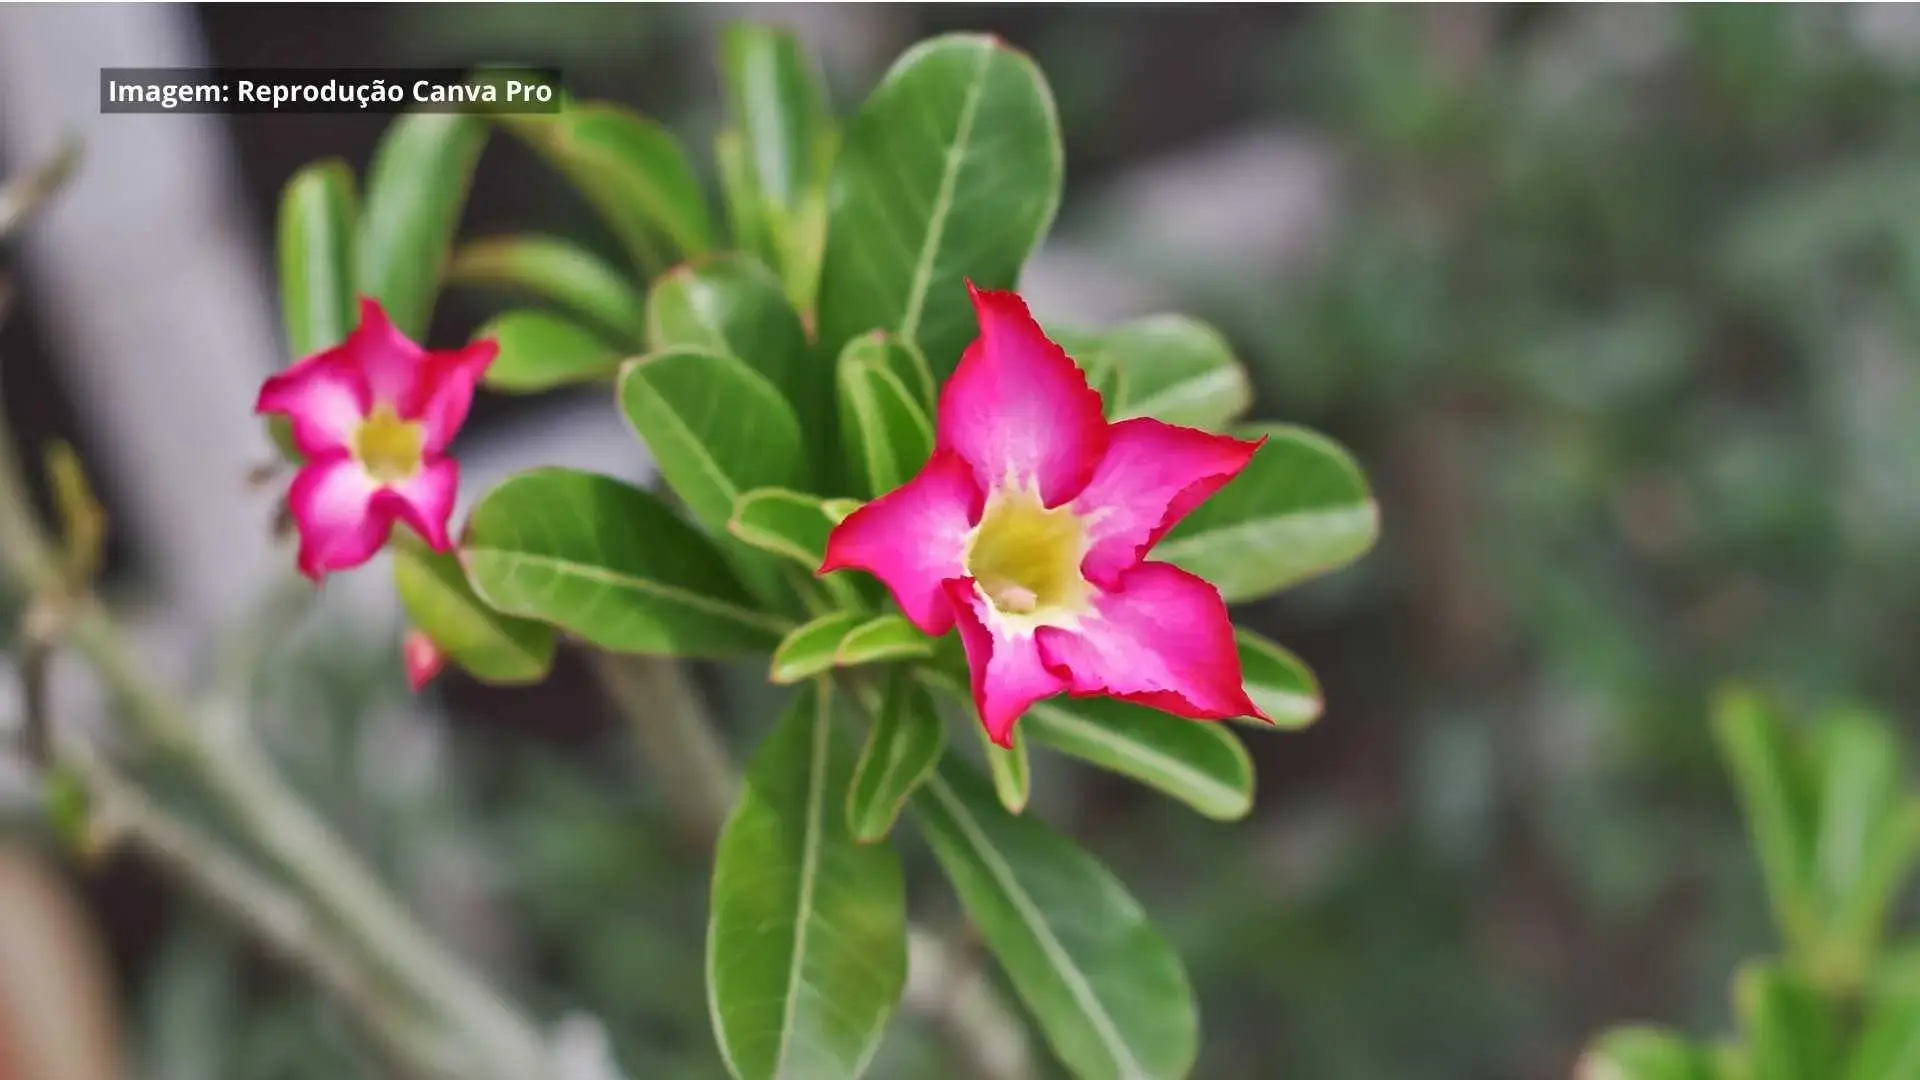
xmin=4 ymin=4 xmax=1920 ymax=1078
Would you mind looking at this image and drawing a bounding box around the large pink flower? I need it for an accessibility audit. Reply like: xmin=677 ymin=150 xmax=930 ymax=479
xmin=255 ymin=298 xmax=496 ymax=582
xmin=821 ymin=284 xmax=1269 ymax=746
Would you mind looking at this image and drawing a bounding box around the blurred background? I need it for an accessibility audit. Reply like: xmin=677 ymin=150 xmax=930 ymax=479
xmin=3 ymin=4 xmax=1920 ymax=1078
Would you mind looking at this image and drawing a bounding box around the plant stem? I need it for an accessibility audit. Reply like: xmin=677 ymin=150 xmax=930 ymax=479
xmin=587 ymin=651 xmax=1037 ymax=1080
xmin=0 ymin=393 xmax=551 ymax=1080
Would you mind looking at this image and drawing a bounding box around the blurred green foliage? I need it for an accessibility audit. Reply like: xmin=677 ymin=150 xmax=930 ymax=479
xmin=105 ymin=6 xmax=1920 ymax=1080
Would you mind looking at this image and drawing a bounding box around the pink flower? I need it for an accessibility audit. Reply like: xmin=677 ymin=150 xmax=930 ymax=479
xmin=821 ymin=285 xmax=1269 ymax=747
xmin=402 ymin=629 xmax=447 ymax=692
xmin=255 ymin=298 xmax=496 ymax=582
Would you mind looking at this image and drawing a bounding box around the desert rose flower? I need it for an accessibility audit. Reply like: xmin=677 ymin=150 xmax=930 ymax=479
xmin=255 ymin=299 xmax=496 ymax=581
xmin=821 ymin=284 xmax=1269 ymax=746
xmin=402 ymin=629 xmax=447 ymax=692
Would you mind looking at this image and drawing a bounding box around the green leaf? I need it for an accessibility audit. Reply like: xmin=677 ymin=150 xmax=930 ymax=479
xmin=617 ymin=347 xmax=805 ymax=535
xmin=1236 ymin=629 xmax=1323 ymax=729
xmin=833 ymin=615 xmax=931 ymax=667
xmin=447 ymin=233 xmax=646 ymax=345
xmin=276 ymin=160 xmax=358 ymax=360
xmin=1713 ymin=688 xmax=1819 ymax=954
xmin=708 ymin=681 xmax=908 ymax=1080
xmin=770 ymin=611 xmax=865 ymax=685
xmin=1052 ymin=316 xmax=1253 ymax=432
xmin=728 ymin=487 xmax=839 ymax=569
xmin=461 ymin=468 xmax=788 ymax=657
xmin=1155 ymin=424 xmax=1380 ymax=604
xmin=717 ymin=23 xmax=833 ymax=305
xmin=837 ymin=332 xmax=935 ymax=499
xmin=720 ymin=23 xmax=831 ymax=221
xmin=815 ymin=34 xmax=1064 ymax=377
xmin=847 ymin=671 xmax=946 ymax=843
xmin=911 ymin=761 xmax=1198 ymax=1080
xmin=392 ymin=535 xmax=555 ymax=684
xmin=1736 ymin=963 xmax=1840 ymax=1080
xmin=1844 ymin=994 xmax=1920 ymax=1080
xmin=356 ymin=112 xmax=488 ymax=339
xmin=715 ymin=130 xmax=777 ymax=273
xmin=1812 ymin=710 xmax=1920 ymax=970
xmin=645 ymin=257 xmax=831 ymax=479
xmin=1023 ymin=695 xmax=1255 ymax=822
xmin=502 ymin=102 xmax=714 ymax=274
xmin=475 ymin=309 xmax=623 ymax=394
xmin=1581 ymin=1028 xmax=1716 ymax=1080
xmin=981 ymin=724 xmax=1032 ymax=815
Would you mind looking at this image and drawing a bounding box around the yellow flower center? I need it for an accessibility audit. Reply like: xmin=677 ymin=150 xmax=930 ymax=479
xmin=963 ymin=486 xmax=1093 ymax=625
xmin=352 ymin=404 xmax=425 ymax=484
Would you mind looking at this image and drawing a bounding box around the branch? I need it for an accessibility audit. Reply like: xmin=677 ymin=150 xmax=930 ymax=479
xmin=0 ymin=374 xmax=551 ymax=1079
xmin=587 ymin=652 xmax=1037 ymax=1080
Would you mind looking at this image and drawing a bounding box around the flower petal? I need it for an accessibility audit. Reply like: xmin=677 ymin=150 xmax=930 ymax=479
xmin=410 ymin=340 xmax=499 ymax=453
xmin=1036 ymin=562 xmax=1263 ymax=722
xmin=350 ymin=297 xmax=430 ymax=407
xmin=287 ymin=453 xmax=394 ymax=581
xmin=945 ymin=578 xmax=1069 ymax=747
xmin=255 ymin=350 xmax=371 ymax=457
xmin=403 ymin=629 xmax=446 ymax=692
xmin=936 ymin=285 xmax=1109 ymax=507
xmin=373 ymin=457 xmax=460 ymax=553
xmin=1073 ymin=419 xmax=1265 ymax=586
xmin=821 ymin=450 xmax=982 ymax=635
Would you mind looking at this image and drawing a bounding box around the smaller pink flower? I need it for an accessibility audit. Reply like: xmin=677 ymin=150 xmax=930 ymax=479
xmin=822 ymin=284 xmax=1268 ymax=747
xmin=255 ymin=298 xmax=496 ymax=582
xmin=402 ymin=629 xmax=447 ymax=692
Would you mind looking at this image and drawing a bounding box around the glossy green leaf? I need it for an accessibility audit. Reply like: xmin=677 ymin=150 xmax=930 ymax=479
xmin=355 ymin=112 xmax=488 ymax=339
xmin=447 ymin=234 xmax=646 ymax=344
xmin=617 ymin=347 xmax=805 ymax=536
xmin=815 ymin=35 xmax=1063 ymax=377
xmin=981 ymin=724 xmax=1031 ymax=815
xmin=837 ymin=332 xmax=935 ymax=499
xmin=475 ymin=309 xmax=623 ymax=394
xmin=1812 ymin=710 xmax=1920 ymax=967
xmin=717 ymin=23 xmax=832 ymax=305
xmin=1155 ymin=423 xmax=1380 ymax=604
xmin=645 ymin=257 xmax=831 ymax=479
xmin=502 ymin=102 xmax=714 ymax=273
xmin=833 ymin=615 xmax=931 ymax=667
xmin=709 ymin=681 xmax=907 ymax=1080
xmin=276 ymin=160 xmax=358 ymax=360
xmin=391 ymin=535 xmax=555 ymax=684
xmin=1023 ymin=694 xmax=1255 ymax=822
xmin=847 ymin=671 xmax=946 ymax=843
xmin=1844 ymin=993 xmax=1920 ymax=1080
xmin=911 ymin=761 xmax=1198 ymax=1080
xmin=715 ymin=130 xmax=776 ymax=271
xmin=1736 ymin=963 xmax=1839 ymax=1080
xmin=770 ymin=611 xmax=865 ymax=685
xmin=720 ymin=23 xmax=830 ymax=219
xmin=1236 ymin=629 xmax=1323 ymax=729
xmin=1713 ymin=689 xmax=1819 ymax=953
xmin=1581 ymin=1028 xmax=1716 ymax=1080
xmin=728 ymin=487 xmax=839 ymax=569
xmin=461 ymin=468 xmax=788 ymax=657
xmin=1052 ymin=315 xmax=1252 ymax=432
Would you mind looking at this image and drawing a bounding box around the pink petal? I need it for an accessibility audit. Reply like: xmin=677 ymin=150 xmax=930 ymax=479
xmin=403 ymin=629 xmax=446 ymax=692
xmin=409 ymin=340 xmax=498 ymax=453
xmin=936 ymin=285 xmax=1110 ymax=508
xmin=349 ymin=297 xmax=430 ymax=408
xmin=255 ymin=350 xmax=371 ymax=457
xmin=287 ymin=453 xmax=394 ymax=581
xmin=1073 ymin=420 xmax=1265 ymax=586
xmin=945 ymin=579 xmax=1069 ymax=747
xmin=372 ymin=457 xmax=459 ymax=553
xmin=1036 ymin=562 xmax=1264 ymax=722
xmin=821 ymin=450 xmax=983 ymax=635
